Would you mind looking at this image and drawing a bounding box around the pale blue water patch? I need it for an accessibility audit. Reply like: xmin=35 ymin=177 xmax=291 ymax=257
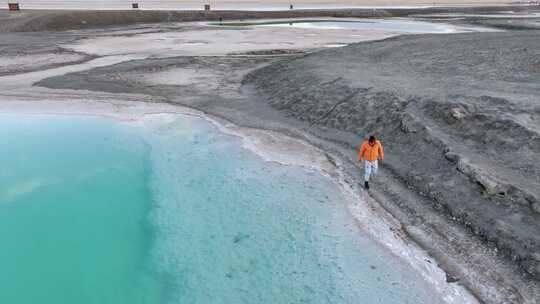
xmin=258 ymin=19 xmax=459 ymax=33
xmin=143 ymin=114 xmax=442 ymax=303
xmin=0 ymin=112 xmax=444 ymax=303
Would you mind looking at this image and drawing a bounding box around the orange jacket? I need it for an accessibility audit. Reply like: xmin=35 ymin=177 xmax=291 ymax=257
xmin=358 ymin=140 xmax=384 ymax=162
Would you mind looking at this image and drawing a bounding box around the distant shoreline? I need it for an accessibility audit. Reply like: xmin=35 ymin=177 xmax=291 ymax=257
xmin=0 ymin=0 xmax=523 ymax=11
xmin=1 ymin=4 xmax=538 ymax=32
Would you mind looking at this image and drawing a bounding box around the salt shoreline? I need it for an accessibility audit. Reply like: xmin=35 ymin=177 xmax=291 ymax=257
xmin=2 ymin=7 xmax=538 ymax=301
xmin=0 ymin=98 xmax=479 ymax=303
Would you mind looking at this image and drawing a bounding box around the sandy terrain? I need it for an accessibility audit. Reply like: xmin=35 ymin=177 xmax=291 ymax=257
xmin=1 ymin=6 xmax=539 ymax=304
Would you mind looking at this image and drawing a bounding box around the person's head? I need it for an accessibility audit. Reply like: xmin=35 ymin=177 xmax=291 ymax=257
xmin=368 ymin=136 xmax=376 ymax=146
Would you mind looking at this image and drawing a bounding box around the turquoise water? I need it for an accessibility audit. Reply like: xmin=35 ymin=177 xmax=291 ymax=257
xmin=0 ymin=115 xmax=161 ymax=303
xmin=0 ymin=113 xmax=441 ymax=303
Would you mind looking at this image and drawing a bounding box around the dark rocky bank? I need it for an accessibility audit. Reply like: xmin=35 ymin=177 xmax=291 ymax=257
xmin=244 ymin=31 xmax=540 ymax=281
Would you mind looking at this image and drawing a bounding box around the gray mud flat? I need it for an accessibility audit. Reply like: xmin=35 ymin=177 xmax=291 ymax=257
xmin=0 ymin=32 xmax=94 ymax=75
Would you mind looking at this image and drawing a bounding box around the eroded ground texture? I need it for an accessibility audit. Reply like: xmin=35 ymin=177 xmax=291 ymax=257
xmin=1 ymin=6 xmax=540 ymax=304
xmin=246 ymin=30 xmax=540 ymax=277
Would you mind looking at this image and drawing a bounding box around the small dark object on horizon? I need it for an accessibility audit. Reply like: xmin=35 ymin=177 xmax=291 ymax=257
xmin=8 ymin=3 xmax=20 ymax=11
xmin=204 ymin=4 xmax=211 ymax=11
xmin=290 ymin=4 xmax=294 ymax=10
xmin=132 ymin=3 xmax=139 ymax=9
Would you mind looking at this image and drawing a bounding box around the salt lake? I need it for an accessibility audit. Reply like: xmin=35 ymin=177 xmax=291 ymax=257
xmin=0 ymin=112 xmax=444 ymax=303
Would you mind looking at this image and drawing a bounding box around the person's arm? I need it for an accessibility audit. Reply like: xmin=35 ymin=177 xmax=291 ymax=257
xmin=379 ymin=143 xmax=384 ymax=161
xmin=358 ymin=143 xmax=365 ymax=161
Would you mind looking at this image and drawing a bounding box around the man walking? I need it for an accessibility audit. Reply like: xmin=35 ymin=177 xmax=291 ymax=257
xmin=358 ymin=136 xmax=384 ymax=189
